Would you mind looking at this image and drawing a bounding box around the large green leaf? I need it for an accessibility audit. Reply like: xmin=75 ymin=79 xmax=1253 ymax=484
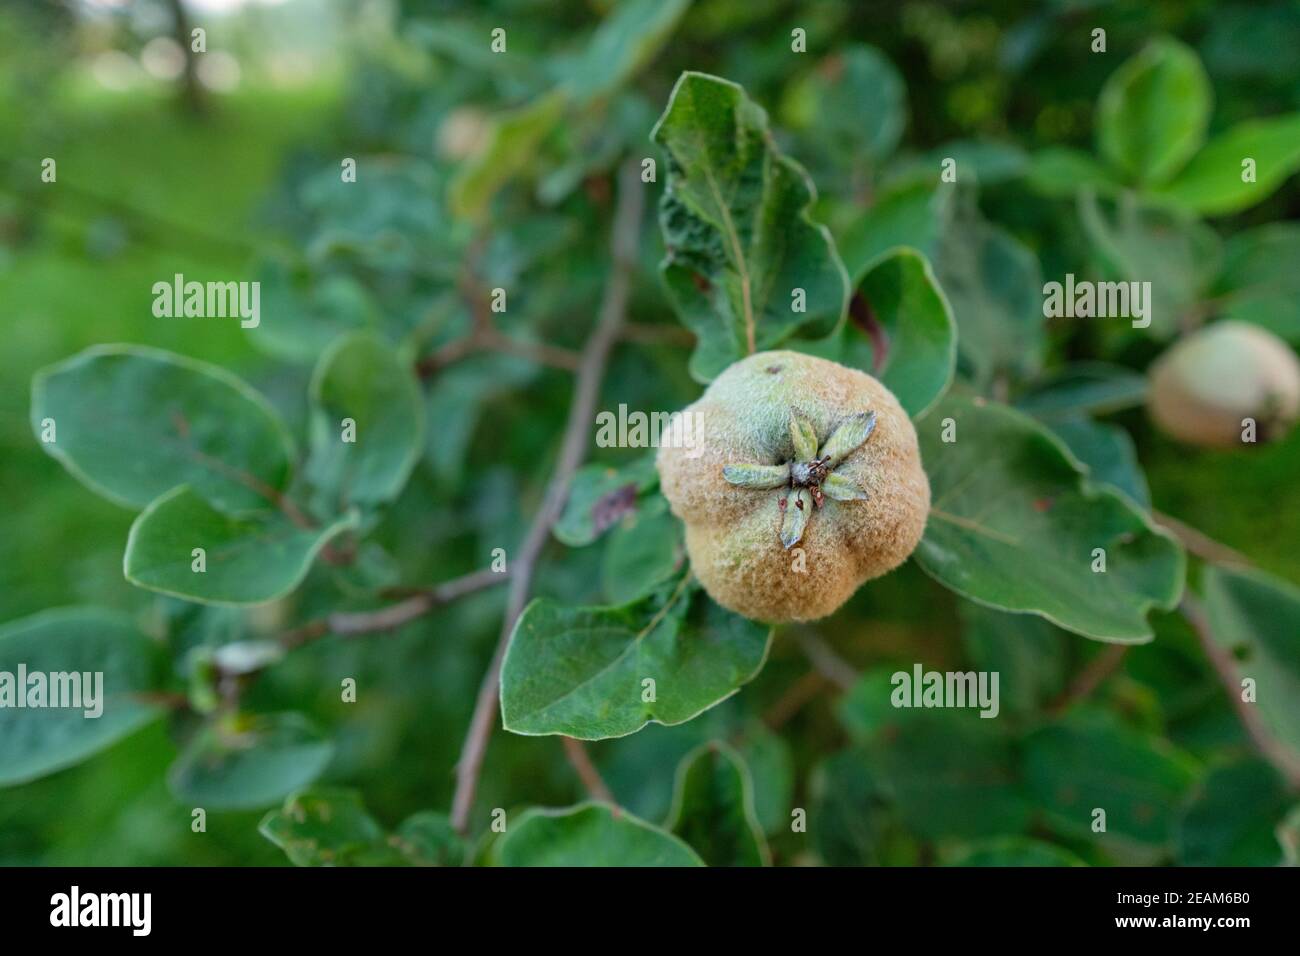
xmin=1152 ymin=113 xmax=1300 ymax=216
xmin=1213 ymin=223 xmax=1300 ymax=342
xmin=836 ymin=181 xmax=949 ymax=281
xmin=554 ymin=0 xmax=691 ymax=102
xmin=125 ymin=487 xmax=357 ymax=605
xmin=798 ymin=248 xmax=955 ymax=418
xmin=665 ymin=741 xmax=770 ymax=866
xmin=496 ymin=803 xmax=703 ymax=866
xmin=1097 ymin=37 xmax=1211 ymax=185
xmin=308 ymin=332 xmax=423 ymax=507
xmin=653 ymin=72 xmax=849 ymax=381
xmin=1202 ymin=565 xmax=1300 ymax=758
xmin=932 ymin=189 xmax=1044 ymax=387
xmin=500 ymin=571 xmax=772 ymax=740
xmin=1175 ymin=758 xmax=1292 ymax=866
xmin=254 ymin=263 xmax=376 ymax=365
xmin=31 ymin=345 xmax=295 ymax=514
xmin=1048 ymin=417 xmax=1151 ymax=508
xmin=1026 ymin=147 xmax=1122 ymax=199
xmin=0 ymin=608 xmax=165 ymax=787
xmin=1024 ymin=713 xmax=1200 ymax=859
xmin=168 ymin=712 xmax=335 ymax=810
xmin=916 ymin=395 xmax=1184 ymax=642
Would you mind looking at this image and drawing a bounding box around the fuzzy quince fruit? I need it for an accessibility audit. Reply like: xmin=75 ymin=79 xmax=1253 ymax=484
xmin=657 ymin=351 xmax=930 ymax=623
xmin=1148 ymin=321 xmax=1300 ymax=448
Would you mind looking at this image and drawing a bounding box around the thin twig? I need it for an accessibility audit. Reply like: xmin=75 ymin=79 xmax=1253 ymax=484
xmin=277 ymin=567 xmax=506 ymax=652
xmin=1047 ymin=643 xmax=1129 ymax=715
xmin=792 ymin=629 xmax=858 ymax=691
xmin=762 ymin=670 xmax=829 ymax=730
xmin=449 ymin=159 xmax=644 ymax=835
xmin=1182 ymin=595 xmax=1300 ymax=791
xmin=562 ymin=737 xmax=617 ymax=808
xmin=1152 ymin=510 xmax=1253 ymax=570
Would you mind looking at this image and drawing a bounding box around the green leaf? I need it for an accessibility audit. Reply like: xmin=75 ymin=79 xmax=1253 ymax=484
xmin=31 ymin=345 xmax=295 ymax=514
xmin=496 ymin=803 xmax=703 ymax=866
xmin=500 ymin=571 xmax=772 ymax=740
xmin=865 ymin=711 xmax=1030 ymax=839
xmin=1202 ymin=565 xmax=1300 ymax=758
xmin=1176 ymin=758 xmax=1292 ymax=866
xmin=1152 ymin=113 xmax=1300 ymax=216
xmin=0 ymin=608 xmax=165 ymax=787
xmin=253 ymin=263 xmax=376 ymax=365
xmin=944 ymin=837 xmax=1087 ymax=867
xmin=782 ymin=45 xmax=906 ymax=161
xmin=601 ymin=496 xmax=683 ymax=604
xmin=1015 ymin=362 xmax=1149 ymax=421
xmin=1097 ymin=37 xmax=1211 ymax=185
xmin=1077 ymin=192 xmax=1221 ymax=339
xmin=259 ymin=787 xmax=394 ymax=866
xmin=959 ymin=602 xmax=1069 ymax=718
xmin=848 ymin=249 xmax=955 ymax=418
xmin=916 ymin=395 xmax=1185 ymax=642
xmin=553 ymin=453 xmax=659 ymax=547
xmin=1213 ymin=223 xmax=1300 ymax=342
xmin=1023 ymin=713 xmax=1200 ymax=858
xmin=449 ymin=90 xmax=568 ymax=224
xmin=423 ymin=353 xmax=539 ymax=486
xmin=392 ymin=811 xmax=466 ymax=867
xmin=809 ymin=750 xmax=895 ymax=866
xmin=555 ymin=0 xmax=691 ymax=103
xmin=836 ymin=180 xmax=949 ymax=281
xmin=308 ymin=332 xmax=423 ymax=508
xmin=733 ymin=723 xmax=794 ymax=835
xmin=1026 ymin=147 xmax=1122 ymax=198
xmin=665 ymin=741 xmax=770 ymax=866
xmin=933 ymin=189 xmax=1044 ymax=387
xmin=1048 ymin=417 xmax=1151 ymax=508
xmin=653 ymin=72 xmax=849 ymax=382
xmin=168 ymin=712 xmax=335 ymax=811
xmin=124 ymin=487 xmax=358 ymax=605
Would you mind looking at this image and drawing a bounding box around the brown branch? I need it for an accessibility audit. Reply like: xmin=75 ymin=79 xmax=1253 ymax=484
xmin=449 ymin=158 xmax=645 ymax=836
xmin=1152 ymin=510 xmax=1253 ymax=570
xmin=562 ymin=737 xmax=617 ymax=808
xmin=1181 ymin=595 xmax=1300 ymax=791
xmin=1047 ymin=643 xmax=1129 ymax=716
xmin=762 ymin=670 xmax=829 ymax=730
xmin=277 ymin=567 xmax=506 ymax=652
xmin=791 ymin=629 xmax=858 ymax=691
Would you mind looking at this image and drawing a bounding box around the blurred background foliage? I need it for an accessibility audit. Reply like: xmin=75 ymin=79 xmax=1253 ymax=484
xmin=1 ymin=0 xmax=1298 ymax=865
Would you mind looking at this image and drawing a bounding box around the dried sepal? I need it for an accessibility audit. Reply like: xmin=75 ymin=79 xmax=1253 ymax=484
xmin=820 ymin=411 xmax=876 ymax=467
xmin=789 ymin=415 xmax=819 ymax=462
xmin=780 ymin=487 xmax=812 ymax=549
xmin=821 ymin=471 xmax=869 ymax=502
xmin=723 ymin=462 xmax=790 ymax=489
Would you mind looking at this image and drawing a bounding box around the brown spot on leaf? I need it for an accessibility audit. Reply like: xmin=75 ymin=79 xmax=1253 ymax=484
xmin=691 ymin=272 xmax=711 ymax=293
xmin=590 ymin=483 xmax=638 ymax=536
xmin=1033 ymin=497 xmax=1054 ymax=512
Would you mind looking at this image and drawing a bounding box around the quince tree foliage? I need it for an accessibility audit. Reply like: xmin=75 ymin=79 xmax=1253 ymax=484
xmin=9 ymin=1 xmax=1300 ymax=868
